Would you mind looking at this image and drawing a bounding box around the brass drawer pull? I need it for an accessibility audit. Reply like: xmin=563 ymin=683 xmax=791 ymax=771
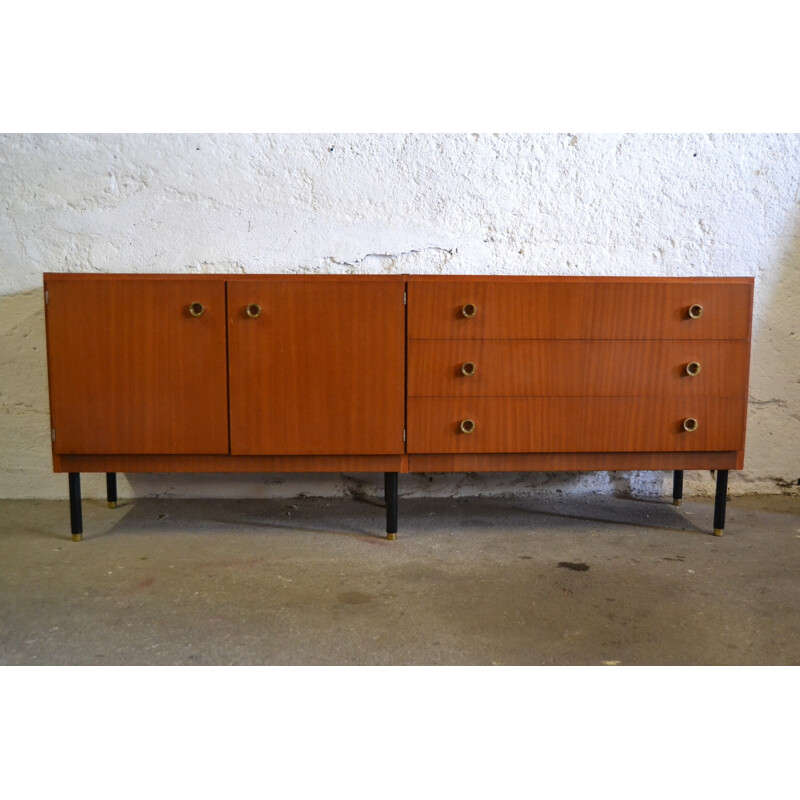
xmin=460 ymin=419 xmax=476 ymax=434
xmin=246 ymin=303 xmax=262 ymax=319
xmin=188 ymin=301 xmax=205 ymax=317
xmin=688 ymin=304 xmax=704 ymax=319
xmin=461 ymin=361 xmax=477 ymax=377
xmin=461 ymin=303 xmax=477 ymax=319
xmin=685 ymin=361 xmax=702 ymax=376
xmin=683 ymin=417 xmax=699 ymax=432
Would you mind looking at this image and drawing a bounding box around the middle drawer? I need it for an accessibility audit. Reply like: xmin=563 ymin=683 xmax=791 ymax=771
xmin=408 ymin=340 xmax=751 ymax=397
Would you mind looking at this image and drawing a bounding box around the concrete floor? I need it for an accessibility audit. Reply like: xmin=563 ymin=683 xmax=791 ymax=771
xmin=0 ymin=492 xmax=798 ymax=665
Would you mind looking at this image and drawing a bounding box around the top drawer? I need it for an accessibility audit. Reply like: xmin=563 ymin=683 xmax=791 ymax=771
xmin=407 ymin=278 xmax=753 ymax=340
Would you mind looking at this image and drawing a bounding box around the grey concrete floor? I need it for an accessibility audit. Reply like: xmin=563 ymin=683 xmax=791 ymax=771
xmin=1 ymin=492 xmax=798 ymax=665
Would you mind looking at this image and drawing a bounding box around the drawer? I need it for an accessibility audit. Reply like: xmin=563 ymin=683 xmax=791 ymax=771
xmin=407 ymin=340 xmax=751 ymax=397
xmin=407 ymin=397 xmax=747 ymax=453
xmin=407 ymin=278 xmax=753 ymax=340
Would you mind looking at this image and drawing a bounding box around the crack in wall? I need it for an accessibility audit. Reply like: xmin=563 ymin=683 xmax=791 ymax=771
xmin=749 ymin=397 xmax=800 ymax=423
xmin=322 ymin=246 xmax=455 ymax=274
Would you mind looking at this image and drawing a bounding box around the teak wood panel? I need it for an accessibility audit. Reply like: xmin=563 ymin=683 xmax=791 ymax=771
xmin=407 ymin=340 xmax=751 ymax=397
xmin=407 ymin=278 xmax=754 ymax=340
xmin=53 ymin=454 xmax=405 ymax=473
xmin=407 ymin=397 xmax=747 ymax=454
xmin=53 ymin=450 xmax=738 ymax=474
xmin=227 ymin=278 xmax=405 ymax=455
xmin=44 ymin=277 xmax=229 ymax=455
xmin=408 ymin=451 xmax=740 ymax=472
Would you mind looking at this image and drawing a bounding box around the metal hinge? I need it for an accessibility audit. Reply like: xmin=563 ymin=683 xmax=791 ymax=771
xmin=403 ymin=291 xmax=407 ymax=305
xmin=51 ymin=429 xmax=56 ymax=442
xmin=45 ymin=290 xmax=49 ymax=305
xmin=403 ymin=429 xmax=406 ymax=442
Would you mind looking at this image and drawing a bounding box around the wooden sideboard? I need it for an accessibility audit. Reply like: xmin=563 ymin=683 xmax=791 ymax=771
xmin=43 ymin=274 xmax=754 ymax=540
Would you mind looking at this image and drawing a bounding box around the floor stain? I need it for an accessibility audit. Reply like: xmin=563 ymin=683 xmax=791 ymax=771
xmin=338 ymin=591 xmax=373 ymax=605
xmin=558 ymin=562 xmax=590 ymax=571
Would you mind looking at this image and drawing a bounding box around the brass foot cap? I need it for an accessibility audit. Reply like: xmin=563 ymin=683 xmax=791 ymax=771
xmin=72 ymin=533 xmax=83 ymax=542
xmin=714 ymin=528 xmax=724 ymax=537
xmin=387 ymin=533 xmax=397 ymax=541
xmin=673 ymin=499 xmax=682 ymax=506
xmin=108 ymin=501 xmax=117 ymax=509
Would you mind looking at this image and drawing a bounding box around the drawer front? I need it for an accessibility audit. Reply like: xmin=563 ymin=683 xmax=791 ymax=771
xmin=408 ymin=279 xmax=753 ymax=340
xmin=407 ymin=397 xmax=747 ymax=453
xmin=408 ymin=340 xmax=751 ymax=397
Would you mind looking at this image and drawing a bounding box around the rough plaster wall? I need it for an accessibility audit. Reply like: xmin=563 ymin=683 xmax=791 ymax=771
xmin=1 ymin=133 xmax=798 ymax=500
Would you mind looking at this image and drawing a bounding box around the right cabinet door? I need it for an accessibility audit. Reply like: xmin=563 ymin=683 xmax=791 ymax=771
xmin=227 ymin=277 xmax=406 ymax=455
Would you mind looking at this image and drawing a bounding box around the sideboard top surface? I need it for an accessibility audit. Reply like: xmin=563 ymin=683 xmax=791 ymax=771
xmin=42 ymin=273 xmax=755 ymax=285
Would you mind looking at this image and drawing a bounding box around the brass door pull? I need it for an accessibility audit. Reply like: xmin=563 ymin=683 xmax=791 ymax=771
xmin=460 ymin=419 xmax=476 ymax=434
xmin=688 ymin=304 xmax=704 ymax=319
xmin=189 ymin=301 xmax=205 ymax=317
xmin=461 ymin=303 xmax=477 ymax=318
xmin=461 ymin=361 xmax=477 ymax=377
xmin=246 ymin=303 xmax=262 ymax=319
xmin=685 ymin=361 xmax=702 ymax=376
xmin=683 ymin=417 xmax=699 ymax=432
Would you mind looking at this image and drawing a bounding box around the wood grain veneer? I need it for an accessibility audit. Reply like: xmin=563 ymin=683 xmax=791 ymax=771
xmin=408 ymin=278 xmax=753 ymax=340
xmin=408 ymin=339 xmax=751 ymax=397
xmin=44 ymin=276 xmax=229 ymax=455
xmin=54 ymin=454 xmax=405 ymax=473
xmin=227 ymin=278 xmax=405 ymax=455
xmin=407 ymin=396 xmax=747 ymax=454
xmin=53 ymin=451 xmax=738 ymax=474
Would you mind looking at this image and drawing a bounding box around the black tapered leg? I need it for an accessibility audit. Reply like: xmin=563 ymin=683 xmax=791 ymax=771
xmin=672 ymin=470 xmax=684 ymax=506
xmin=106 ymin=472 xmax=118 ymax=508
xmin=713 ymin=469 xmax=729 ymax=536
xmin=384 ymin=472 xmax=398 ymax=540
xmin=68 ymin=472 xmax=83 ymax=542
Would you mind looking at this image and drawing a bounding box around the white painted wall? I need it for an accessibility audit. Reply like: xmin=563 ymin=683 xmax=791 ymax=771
xmin=1 ymin=133 xmax=798 ymax=500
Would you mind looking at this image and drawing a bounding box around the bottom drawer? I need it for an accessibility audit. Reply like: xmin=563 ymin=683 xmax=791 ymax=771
xmin=407 ymin=397 xmax=746 ymax=454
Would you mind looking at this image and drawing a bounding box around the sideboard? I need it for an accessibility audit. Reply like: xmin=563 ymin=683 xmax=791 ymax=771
xmin=43 ymin=274 xmax=754 ymax=540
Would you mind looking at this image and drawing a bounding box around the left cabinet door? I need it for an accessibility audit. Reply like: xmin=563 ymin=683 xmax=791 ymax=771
xmin=45 ymin=277 xmax=229 ymax=454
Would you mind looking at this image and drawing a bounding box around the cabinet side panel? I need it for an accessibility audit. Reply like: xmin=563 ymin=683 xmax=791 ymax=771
xmin=45 ymin=278 xmax=229 ymax=454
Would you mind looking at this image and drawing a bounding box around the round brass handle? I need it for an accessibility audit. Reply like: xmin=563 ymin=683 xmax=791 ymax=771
xmin=685 ymin=361 xmax=702 ymax=377
xmin=688 ymin=304 xmax=704 ymax=319
xmin=461 ymin=361 xmax=477 ymax=377
xmin=683 ymin=417 xmax=699 ymax=432
xmin=246 ymin=303 xmax=262 ymax=319
xmin=461 ymin=303 xmax=478 ymax=319
xmin=460 ymin=419 xmax=476 ymax=434
xmin=189 ymin=301 xmax=205 ymax=317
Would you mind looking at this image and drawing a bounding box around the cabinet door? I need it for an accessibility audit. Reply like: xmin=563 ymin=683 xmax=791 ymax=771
xmin=45 ymin=277 xmax=229 ymax=454
xmin=228 ymin=278 xmax=405 ymax=455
